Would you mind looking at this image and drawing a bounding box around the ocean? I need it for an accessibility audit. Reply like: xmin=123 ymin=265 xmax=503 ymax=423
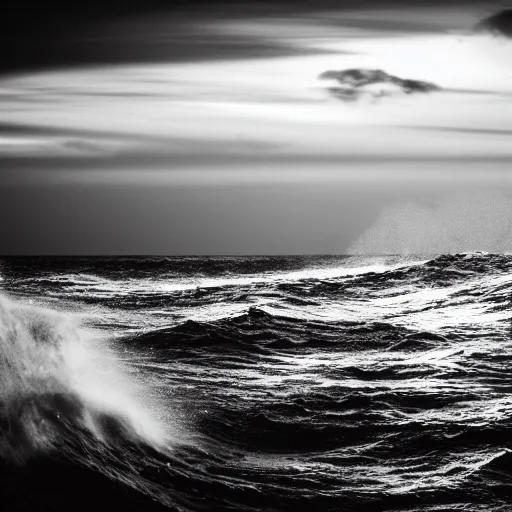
xmin=0 ymin=253 xmax=511 ymax=511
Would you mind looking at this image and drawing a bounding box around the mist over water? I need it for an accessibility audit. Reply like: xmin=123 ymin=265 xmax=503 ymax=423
xmin=348 ymin=190 xmax=512 ymax=254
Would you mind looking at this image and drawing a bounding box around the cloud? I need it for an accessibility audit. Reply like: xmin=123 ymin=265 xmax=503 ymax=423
xmin=62 ymin=139 xmax=107 ymax=155
xmin=410 ymin=126 xmax=512 ymax=137
xmin=319 ymin=68 xmax=440 ymax=101
xmin=475 ymin=9 xmax=512 ymax=37
xmin=0 ymin=7 xmax=339 ymax=75
xmin=348 ymin=190 xmax=512 ymax=254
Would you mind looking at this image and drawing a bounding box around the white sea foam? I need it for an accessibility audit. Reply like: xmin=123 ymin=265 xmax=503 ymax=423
xmin=0 ymin=294 xmax=167 ymax=462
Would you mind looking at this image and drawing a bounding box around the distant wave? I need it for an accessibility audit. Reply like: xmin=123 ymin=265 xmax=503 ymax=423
xmin=122 ymin=253 xmax=512 ymax=353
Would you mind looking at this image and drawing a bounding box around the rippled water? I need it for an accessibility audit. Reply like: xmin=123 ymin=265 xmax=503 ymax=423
xmin=0 ymin=253 xmax=511 ymax=511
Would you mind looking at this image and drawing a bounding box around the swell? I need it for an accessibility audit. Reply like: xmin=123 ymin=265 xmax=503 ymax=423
xmin=278 ymin=253 xmax=512 ymax=300
xmin=127 ymin=305 xmax=456 ymax=354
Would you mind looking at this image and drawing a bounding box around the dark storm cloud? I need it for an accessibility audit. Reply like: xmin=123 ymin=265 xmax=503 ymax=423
xmin=0 ymin=29 xmax=334 ymax=75
xmin=319 ymin=68 xmax=440 ymax=101
xmin=0 ymin=1 xmax=343 ymax=74
xmin=0 ymin=0 xmax=491 ymax=74
xmin=475 ymin=8 xmax=512 ymax=36
xmin=318 ymin=68 xmax=511 ymax=104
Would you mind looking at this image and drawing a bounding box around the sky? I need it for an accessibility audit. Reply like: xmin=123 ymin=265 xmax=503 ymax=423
xmin=1 ymin=0 xmax=512 ymax=254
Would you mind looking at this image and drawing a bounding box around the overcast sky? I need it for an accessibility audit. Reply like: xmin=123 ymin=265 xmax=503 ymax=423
xmin=1 ymin=1 xmax=512 ymax=254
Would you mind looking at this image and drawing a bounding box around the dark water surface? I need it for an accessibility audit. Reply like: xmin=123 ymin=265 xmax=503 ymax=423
xmin=1 ymin=254 xmax=512 ymax=511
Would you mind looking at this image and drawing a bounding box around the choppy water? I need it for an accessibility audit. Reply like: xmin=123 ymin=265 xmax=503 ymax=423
xmin=1 ymin=253 xmax=512 ymax=511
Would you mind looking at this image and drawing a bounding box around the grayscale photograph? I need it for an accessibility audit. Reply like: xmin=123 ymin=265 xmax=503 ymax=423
xmin=1 ymin=1 xmax=512 ymax=511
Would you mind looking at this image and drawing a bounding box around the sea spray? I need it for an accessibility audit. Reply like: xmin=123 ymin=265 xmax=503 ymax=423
xmin=348 ymin=190 xmax=512 ymax=254
xmin=0 ymin=294 xmax=166 ymax=463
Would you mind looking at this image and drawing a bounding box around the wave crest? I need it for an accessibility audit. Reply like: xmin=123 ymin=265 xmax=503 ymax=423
xmin=0 ymin=295 xmax=165 ymax=463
